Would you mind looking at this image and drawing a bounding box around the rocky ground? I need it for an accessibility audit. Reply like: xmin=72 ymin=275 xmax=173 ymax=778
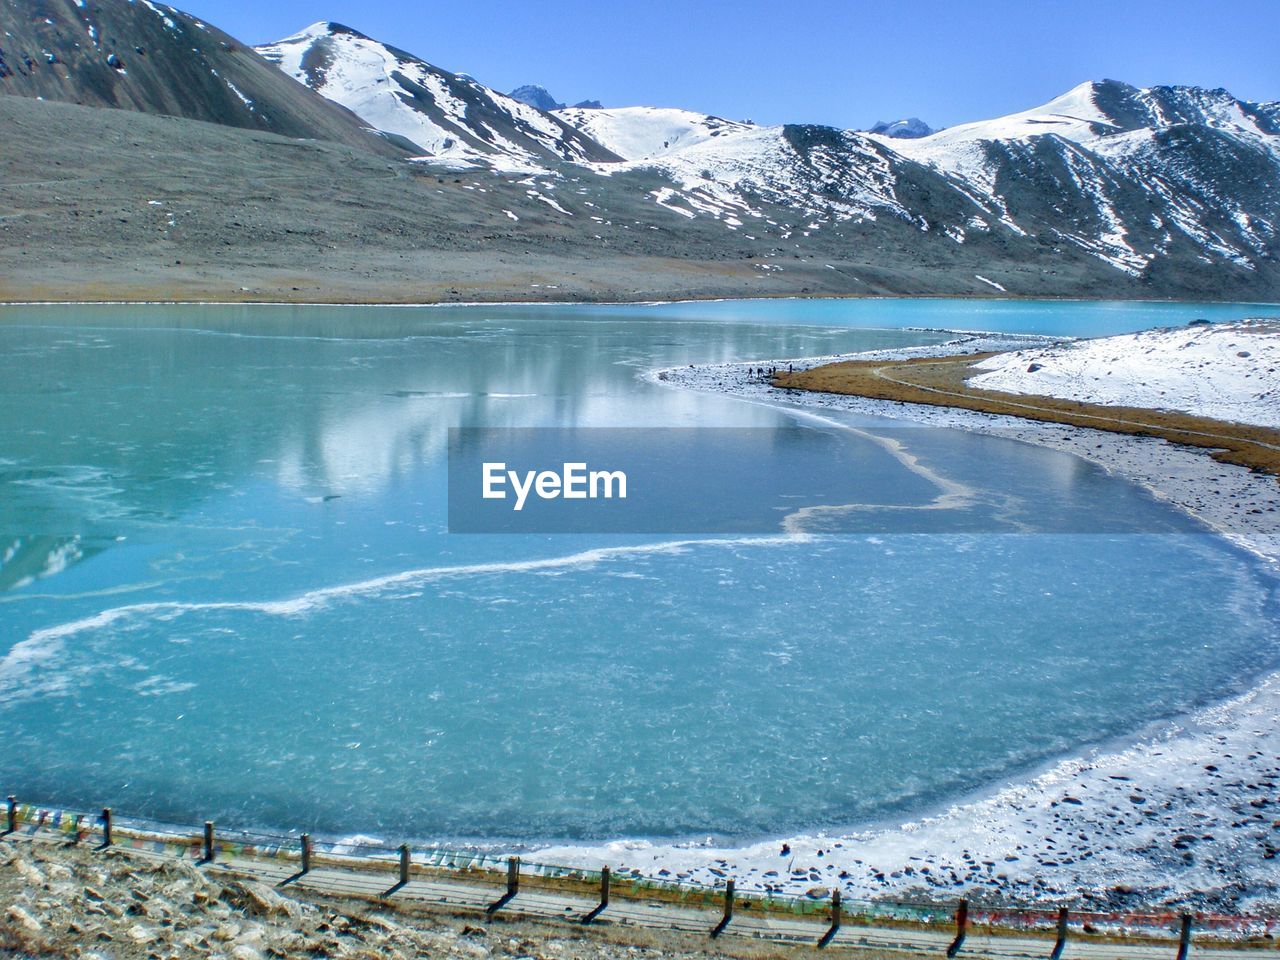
xmin=0 ymin=839 xmax=849 ymax=960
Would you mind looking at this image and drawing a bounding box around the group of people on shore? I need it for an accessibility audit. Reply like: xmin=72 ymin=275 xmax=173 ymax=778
xmin=749 ymin=363 xmax=794 ymax=380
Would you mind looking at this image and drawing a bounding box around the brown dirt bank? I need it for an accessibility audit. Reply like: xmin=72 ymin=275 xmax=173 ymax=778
xmin=774 ymin=354 xmax=1280 ymax=481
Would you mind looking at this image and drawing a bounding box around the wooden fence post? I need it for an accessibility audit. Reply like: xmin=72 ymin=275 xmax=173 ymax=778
xmin=946 ymin=898 xmax=969 ymax=958
xmin=300 ymin=833 xmax=312 ymax=874
xmin=399 ymin=844 xmax=411 ymax=886
xmin=582 ymin=865 xmax=610 ymax=924
xmin=507 ymin=856 xmax=520 ymax=897
xmin=1049 ymin=907 xmax=1068 ymax=960
xmin=711 ymin=878 xmax=735 ymax=938
xmin=818 ymin=888 xmax=842 ymax=948
xmin=202 ymin=821 xmax=215 ymax=863
xmin=101 ymin=808 xmax=113 ymax=847
xmin=5 ymin=796 xmax=15 ymax=834
xmin=486 ymin=856 xmax=520 ymax=916
xmin=1176 ymin=913 xmax=1193 ymax=960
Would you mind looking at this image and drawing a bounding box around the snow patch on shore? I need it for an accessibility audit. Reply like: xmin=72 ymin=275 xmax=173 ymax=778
xmin=970 ymin=320 xmax=1280 ymax=427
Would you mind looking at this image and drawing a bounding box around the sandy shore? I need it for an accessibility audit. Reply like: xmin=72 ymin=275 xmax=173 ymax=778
xmin=524 ymin=338 xmax=1280 ymax=913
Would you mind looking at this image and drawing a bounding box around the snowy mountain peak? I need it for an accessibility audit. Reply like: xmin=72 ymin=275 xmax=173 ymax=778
xmin=255 ymin=25 xmax=620 ymax=171
xmin=0 ymin=0 xmax=399 ymax=155
xmin=284 ymin=21 xmax=366 ymax=41
xmin=883 ymin=81 xmax=1115 ymax=163
xmin=867 ymin=117 xmax=934 ymax=139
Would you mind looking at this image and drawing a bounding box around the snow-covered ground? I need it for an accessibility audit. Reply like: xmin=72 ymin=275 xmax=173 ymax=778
xmin=968 ymin=320 xmax=1280 ymax=427
xmin=551 ymin=106 xmax=753 ymax=161
xmin=877 ymin=81 xmax=1112 ymax=191
xmin=528 ymin=330 xmax=1280 ymax=912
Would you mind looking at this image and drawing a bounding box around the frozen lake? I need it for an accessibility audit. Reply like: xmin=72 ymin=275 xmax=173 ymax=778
xmin=1 ymin=300 xmax=1277 ymax=844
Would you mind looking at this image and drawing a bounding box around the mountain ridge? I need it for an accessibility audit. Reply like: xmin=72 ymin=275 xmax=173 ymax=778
xmin=1 ymin=0 xmax=1276 ymax=303
xmin=250 ymin=19 xmax=1277 ymax=286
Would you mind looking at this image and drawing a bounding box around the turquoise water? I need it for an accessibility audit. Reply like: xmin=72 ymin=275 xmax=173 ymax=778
xmin=0 ymin=300 xmax=1277 ymax=843
xmin=490 ymin=296 xmax=1280 ymax=338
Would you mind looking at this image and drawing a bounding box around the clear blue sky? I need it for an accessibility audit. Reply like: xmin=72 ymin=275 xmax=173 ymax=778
xmin=186 ymin=0 xmax=1279 ymax=129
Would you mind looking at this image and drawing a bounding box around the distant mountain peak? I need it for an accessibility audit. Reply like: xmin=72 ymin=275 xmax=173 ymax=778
xmin=509 ymin=84 xmax=564 ymax=112
xmin=508 ymin=86 xmax=603 ymax=113
xmin=867 ymin=117 xmax=934 ymax=139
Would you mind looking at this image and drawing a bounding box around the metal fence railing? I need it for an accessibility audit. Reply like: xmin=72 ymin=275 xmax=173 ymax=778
xmin=5 ymin=795 xmax=1278 ymax=949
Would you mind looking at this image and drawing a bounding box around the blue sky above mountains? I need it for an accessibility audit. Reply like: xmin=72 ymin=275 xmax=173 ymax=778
xmin=185 ymin=0 xmax=1278 ymax=129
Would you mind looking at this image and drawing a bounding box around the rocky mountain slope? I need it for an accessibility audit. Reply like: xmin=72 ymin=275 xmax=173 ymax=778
xmin=7 ymin=94 xmax=1110 ymax=304
xmin=883 ymin=81 xmax=1280 ymax=279
xmin=0 ymin=0 xmax=400 ymax=155
xmin=255 ymin=23 xmax=620 ymax=171
xmin=508 ymin=83 xmax=559 ymax=111
xmin=509 ymin=86 xmax=604 ymax=112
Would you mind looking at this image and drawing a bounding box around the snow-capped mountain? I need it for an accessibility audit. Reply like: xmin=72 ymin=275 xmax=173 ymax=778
xmin=868 ymin=117 xmax=934 ymax=138
xmin=881 ymin=80 xmax=1280 ymax=275
xmin=589 ymin=121 xmax=952 ymax=230
xmin=255 ymin=23 xmax=620 ymax=170
xmin=508 ymin=86 xmax=601 ymax=111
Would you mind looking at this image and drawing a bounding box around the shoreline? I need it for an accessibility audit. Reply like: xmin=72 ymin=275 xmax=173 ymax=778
xmin=531 ymin=343 xmax=1280 ymax=912
xmin=3 ymin=294 xmax=1280 ymax=309
xmin=654 ymin=341 xmax=1280 ymax=565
